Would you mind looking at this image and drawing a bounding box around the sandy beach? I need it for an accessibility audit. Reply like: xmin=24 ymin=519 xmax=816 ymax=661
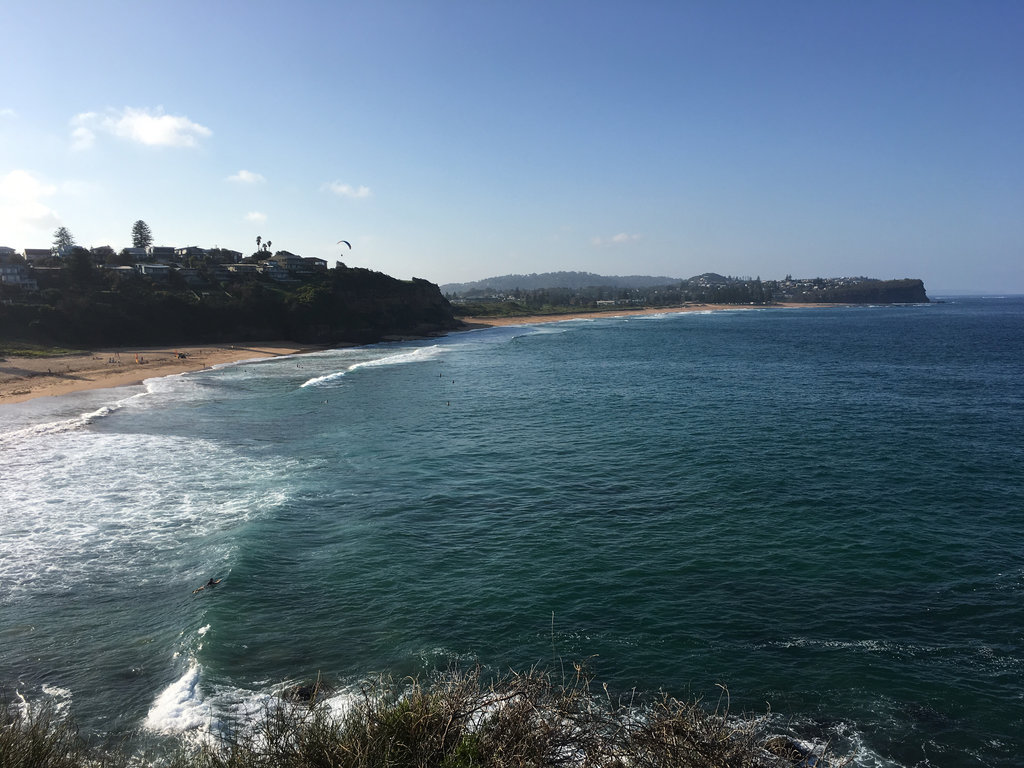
xmin=0 ymin=303 xmax=830 ymax=406
xmin=457 ymin=301 xmax=826 ymax=327
xmin=0 ymin=343 xmax=312 ymax=405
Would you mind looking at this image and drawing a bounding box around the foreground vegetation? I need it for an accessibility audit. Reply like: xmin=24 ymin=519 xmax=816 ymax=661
xmin=2 ymin=667 xmax=839 ymax=768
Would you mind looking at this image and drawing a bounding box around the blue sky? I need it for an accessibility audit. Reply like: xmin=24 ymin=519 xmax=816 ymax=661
xmin=2 ymin=1 xmax=1021 ymax=292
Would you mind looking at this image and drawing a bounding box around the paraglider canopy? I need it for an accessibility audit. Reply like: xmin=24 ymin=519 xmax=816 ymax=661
xmin=337 ymin=240 xmax=351 ymax=249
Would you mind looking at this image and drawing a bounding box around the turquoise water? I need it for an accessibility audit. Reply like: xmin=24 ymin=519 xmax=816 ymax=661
xmin=2 ymin=298 xmax=1022 ymax=766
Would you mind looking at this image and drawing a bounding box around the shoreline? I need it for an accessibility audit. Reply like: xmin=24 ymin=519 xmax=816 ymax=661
xmin=456 ymin=301 xmax=836 ymax=327
xmin=0 ymin=343 xmax=318 ymax=406
xmin=0 ymin=303 xmax=834 ymax=406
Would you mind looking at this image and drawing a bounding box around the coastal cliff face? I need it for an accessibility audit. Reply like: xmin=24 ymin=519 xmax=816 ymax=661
xmin=0 ymin=266 xmax=462 ymax=348
xmin=787 ymin=278 xmax=929 ymax=304
xmin=285 ymin=267 xmax=464 ymax=344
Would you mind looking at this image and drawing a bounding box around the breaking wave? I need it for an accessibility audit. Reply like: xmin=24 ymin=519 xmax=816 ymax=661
xmin=300 ymin=345 xmax=444 ymax=387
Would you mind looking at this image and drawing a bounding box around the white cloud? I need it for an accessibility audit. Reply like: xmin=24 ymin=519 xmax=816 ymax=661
xmin=0 ymin=108 xmax=16 ymax=118
xmin=112 ymin=107 xmax=211 ymax=146
xmin=1 ymin=169 xmax=56 ymax=201
xmin=0 ymin=169 xmax=62 ymax=243
xmin=591 ymin=232 xmax=642 ymax=247
xmin=70 ymin=107 xmax=211 ymax=149
xmin=70 ymin=112 xmax=98 ymax=150
xmin=324 ymin=181 xmax=371 ymax=198
xmin=228 ymin=170 xmax=266 ymax=184
xmin=245 ymin=211 xmax=267 ymax=223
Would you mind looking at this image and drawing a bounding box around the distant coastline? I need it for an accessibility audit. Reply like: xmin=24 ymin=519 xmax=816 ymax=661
xmin=457 ymin=300 xmax=840 ymax=327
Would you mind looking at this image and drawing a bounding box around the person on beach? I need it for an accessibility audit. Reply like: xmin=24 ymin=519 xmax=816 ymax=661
xmin=192 ymin=578 xmax=221 ymax=594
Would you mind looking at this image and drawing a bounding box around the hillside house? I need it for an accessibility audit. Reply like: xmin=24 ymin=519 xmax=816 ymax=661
xmin=136 ymin=263 xmax=172 ymax=278
xmin=175 ymin=246 xmax=208 ymax=260
xmin=146 ymin=245 xmax=176 ymax=261
xmin=0 ymin=251 xmax=39 ymax=290
xmin=207 ymin=248 xmax=243 ymax=264
xmin=225 ymin=263 xmax=262 ymax=277
xmin=23 ymin=248 xmax=53 ymax=264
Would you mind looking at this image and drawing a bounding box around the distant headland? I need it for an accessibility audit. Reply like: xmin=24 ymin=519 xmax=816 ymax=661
xmin=443 ymin=271 xmax=928 ymax=318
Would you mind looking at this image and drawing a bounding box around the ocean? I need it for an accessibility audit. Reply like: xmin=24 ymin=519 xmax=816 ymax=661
xmin=1 ymin=297 xmax=1022 ymax=767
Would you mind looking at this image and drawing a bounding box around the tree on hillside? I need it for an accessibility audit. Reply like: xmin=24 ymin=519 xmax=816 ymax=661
xmin=63 ymin=246 xmax=95 ymax=285
xmin=132 ymin=220 xmax=154 ymax=249
xmin=53 ymin=226 xmax=75 ymax=253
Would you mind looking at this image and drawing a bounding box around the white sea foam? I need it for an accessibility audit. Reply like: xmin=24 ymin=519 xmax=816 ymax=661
xmin=0 ymin=426 xmax=292 ymax=596
xmin=0 ymin=403 xmax=123 ymax=447
xmin=144 ymin=662 xmax=359 ymax=744
xmin=827 ymin=721 xmax=904 ymax=768
xmin=763 ymin=714 xmax=903 ymax=768
xmin=144 ymin=663 xmax=210 ymax=734
xmin=10 ymin=683 xmax=74 ymax=721
xmin=301 ymin=345 xmax=444 ymax=387
xmin=755 ymin=636 xmax=937 ymax=659
xmin=0 ymin=378 xmax=166 ymax=447
xmin=300 ymin=370 xmax=347 ymax=387
xmin=41 ymin=684 xmax=73 ymax=716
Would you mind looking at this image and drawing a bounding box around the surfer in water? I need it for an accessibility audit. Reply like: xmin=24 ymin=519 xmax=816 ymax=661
xmin=192 ymin=578 xmax=221 ymax=594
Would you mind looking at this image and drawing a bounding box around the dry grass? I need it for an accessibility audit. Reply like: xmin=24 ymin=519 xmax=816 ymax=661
xmin=178 ymin=665 xmax=839 ymax=768
xmin=0 ymin=694 xmax=122 ymax=768
xmin=4 ymin=667 xmax=841 ymax=768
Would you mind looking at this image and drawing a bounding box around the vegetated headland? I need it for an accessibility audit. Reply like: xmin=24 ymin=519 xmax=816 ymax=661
xmin=0 ymin=250 xmax=461 ymax=350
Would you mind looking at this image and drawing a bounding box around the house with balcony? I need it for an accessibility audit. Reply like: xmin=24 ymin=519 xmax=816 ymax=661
xmin=175 ymin=246 xmax=208 ymax=261
xmin=0 ymin=251 xmax=39 ymax=290
xmin=225 ymin=263 xmax=262 ymax=278
xmin=146 ymin=245 xmax=177 ymax=261
xmin=207 ymin=248 xmax=243 ymax=264
xmin=23 ymin=248 xmax=54 ymax=264
xmin=136 ymin=263 xmax=173 ymax=279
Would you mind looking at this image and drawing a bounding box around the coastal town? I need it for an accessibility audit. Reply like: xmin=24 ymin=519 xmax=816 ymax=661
xmin=0 ymin=241 xmax=330 ymax=293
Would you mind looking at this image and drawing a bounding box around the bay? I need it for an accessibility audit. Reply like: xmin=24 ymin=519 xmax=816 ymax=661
xmin=2 ymin=297 xmax=1022 ymax=766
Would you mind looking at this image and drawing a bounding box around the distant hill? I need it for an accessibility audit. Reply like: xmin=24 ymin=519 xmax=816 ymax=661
xmin=442 ymin=270 xmax=928 ymax=312
xmin=441 ymin=271 xmax=681 ymax=296
xmin=443 ymin=271 xmax=928 ymax=304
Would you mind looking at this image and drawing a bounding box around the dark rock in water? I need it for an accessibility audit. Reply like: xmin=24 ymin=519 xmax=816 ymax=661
xmin=281 ymin=678 xmax=335 ymax=703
